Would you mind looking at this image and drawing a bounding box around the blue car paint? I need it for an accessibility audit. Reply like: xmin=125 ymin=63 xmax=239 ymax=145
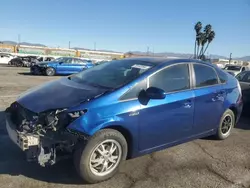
xmin=18 ymin=58 xmax=243 ymax=159
xmin=34 ymin=58 xmax=94 ymax=75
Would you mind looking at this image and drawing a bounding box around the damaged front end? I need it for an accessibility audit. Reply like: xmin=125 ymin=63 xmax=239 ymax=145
xmin=5 ymin=102 xmax=89 ymax=167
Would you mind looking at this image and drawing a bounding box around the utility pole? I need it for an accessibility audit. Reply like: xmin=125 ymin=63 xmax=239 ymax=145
xmin=94 ymin=42 xmax=96 ymax=50
xmin=229 ymin=53 xmax=232 ymax=64
xmin=147 ymin=46 xmax=149 ymax=55
xmin=68 ymin=41 xmax=71 ymax=49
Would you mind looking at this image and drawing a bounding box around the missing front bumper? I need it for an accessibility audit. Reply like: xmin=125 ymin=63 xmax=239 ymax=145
xmin=6 ymin=114 xmax=40 ymax=151
xmin=5 ymin=113 xmax=87 ymax=167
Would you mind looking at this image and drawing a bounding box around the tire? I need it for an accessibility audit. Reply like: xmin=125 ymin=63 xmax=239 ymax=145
xmin=215 ymin=109 xmax=235 ymax=140
xmin=45 ymin=67 xmax=55 ymax=76
xmin=16 ymin=62 xmax=24 ymax=67
xmin=74 ymin=129 xmax=128 ymax=184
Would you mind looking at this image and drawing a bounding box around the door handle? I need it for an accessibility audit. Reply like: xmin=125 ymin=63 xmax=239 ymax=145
xmin=183 ymin=100 xmax=192 ymax=108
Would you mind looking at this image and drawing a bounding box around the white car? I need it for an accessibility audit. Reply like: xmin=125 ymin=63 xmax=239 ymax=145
xmin=0 ymin=53 xmax=16 ymax=64
xmin=223 ymin=65 xmax=250 ymax=76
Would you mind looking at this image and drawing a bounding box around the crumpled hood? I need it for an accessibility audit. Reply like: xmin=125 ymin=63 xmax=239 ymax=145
xmin=17 ymin=77 xmax=107 ymax=113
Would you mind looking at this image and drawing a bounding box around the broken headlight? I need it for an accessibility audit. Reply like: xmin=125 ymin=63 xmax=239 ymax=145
xmin=67 ymin=109 xmax=87 ymax=123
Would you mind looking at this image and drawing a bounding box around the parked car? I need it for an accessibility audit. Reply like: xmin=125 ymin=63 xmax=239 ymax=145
xmin=30 ymin=57 xmax=94 ymax=76
xmin=95 ymin=60 xmax=109 ymax=66
xmin=223 ymin=65 xmax=250 ymax=76
xmin=9 ymin=56 xmax=38 ymax=67
xmin=235 ymin=70 xmax=250 ymax=111
xmin=0 ymin=53 xmax=16 ymax=64
xmin=30 ymin=56 xmax=56 ymax=66
xmin=37 ymin=56 xmax=55 ymax=62
xmin=5 ymin=58 xmax=243 ymax=183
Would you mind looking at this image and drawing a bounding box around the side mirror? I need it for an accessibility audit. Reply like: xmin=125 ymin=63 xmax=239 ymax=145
xmin=59 ymin=62 xmax=63 ymax=64
xmin=145 ymin=87 xmax=165 ymax=99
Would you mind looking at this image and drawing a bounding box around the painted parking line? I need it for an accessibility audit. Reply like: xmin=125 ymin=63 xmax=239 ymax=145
xmin=0 ymin=95 xmax=18 ymax=98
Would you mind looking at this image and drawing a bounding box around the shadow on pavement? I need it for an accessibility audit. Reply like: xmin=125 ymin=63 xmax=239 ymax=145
xmin=0 ymin=110 xmax=83 ymax=185
xmin=18 ymin=72 xmax=67 ymax=76
xmin=18 ymin=72 xmax=34 ymax=76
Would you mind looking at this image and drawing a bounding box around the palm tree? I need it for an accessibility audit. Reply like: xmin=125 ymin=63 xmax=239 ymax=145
xmin=194 ymin=21 xmax=202 ymax=58
xmin=198 ymin=24 xmax=212 ymax=58
xmin=202 ymin=31 xmax=215 ymax=57
xmin=198 ymin=32 xmax=208 ymax=58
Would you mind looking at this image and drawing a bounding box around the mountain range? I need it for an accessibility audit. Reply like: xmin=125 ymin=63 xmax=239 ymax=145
xmin=1 ymin=40 xmax=249 ymax=61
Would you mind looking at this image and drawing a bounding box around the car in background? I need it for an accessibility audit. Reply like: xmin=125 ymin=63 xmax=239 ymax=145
xmin=30 ymin=57 xmax=94 ymax=76
xmin=223 ymin=65 xmax=250 ymax=76
xmin=235 ymin=70 xmax=250 ymax=112
xmin=37 ymin=56 xmax=55 ymax=62
xmin=95 ymin=60 xmax=109 ymax=66
xmin=9 ymin=56 xmax=39 ymax=67
xmin=5 ymin=58 xmax=243 ymax=183
xmin=30 ymin=56 xmax=56 ymax=66
xmin=0 ymin=53 xmax=16 ymax=64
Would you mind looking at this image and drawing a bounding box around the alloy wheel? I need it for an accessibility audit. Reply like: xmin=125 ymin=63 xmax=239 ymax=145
xmin=89 ymin=139 xmax=122 ymax=177
xmin=221 ymin=114 xmax=233 ymax=135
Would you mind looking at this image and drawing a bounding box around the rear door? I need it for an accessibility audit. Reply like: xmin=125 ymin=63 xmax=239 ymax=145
xmin=192 ymin=63 xmax=224 ymax=134
xmin=71 ymin=59 xmax=87 ymax=72
xmin=56 ymin=58 xmax=74 ymax=74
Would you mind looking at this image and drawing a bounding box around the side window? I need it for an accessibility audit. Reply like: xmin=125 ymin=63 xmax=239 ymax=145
xmin=194 ymin=64 xmax=218 ymax=87
xmin=120 ymin=79 xmax=147 ymax=100
xmin=217 ymin=70 xmax=228 ymax=83
xmin=65 ymin=58 xmax=72 ymax=64
xmin=149 ymin=64 xmax=190 ymax=93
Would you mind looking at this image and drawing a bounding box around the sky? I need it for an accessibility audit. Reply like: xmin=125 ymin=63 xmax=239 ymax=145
xmin=0 ymin=0 xmax=249 ymax=57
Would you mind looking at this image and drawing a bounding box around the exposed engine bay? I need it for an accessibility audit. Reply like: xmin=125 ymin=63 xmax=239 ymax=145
xmin=5 ymin=102 xmax=89 ymax=167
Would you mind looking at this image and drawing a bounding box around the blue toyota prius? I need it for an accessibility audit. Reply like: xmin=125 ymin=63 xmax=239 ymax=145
xmin=30 ymin=57 xmax=94 ymax=76
xmin=5 ymin=57 xmax=243 ymax=183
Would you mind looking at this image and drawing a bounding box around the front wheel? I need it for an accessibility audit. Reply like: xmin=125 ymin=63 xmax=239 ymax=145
xmin=45 ymin=67 xmax=55 ymax=76
xmin=215 ymin=109 xmax=235 ymax=140
xmin=74 ymin=129 xmax=128 ymax=184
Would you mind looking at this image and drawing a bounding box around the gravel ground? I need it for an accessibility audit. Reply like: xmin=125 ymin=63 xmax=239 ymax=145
xmin=0 ymin=65 xmax=250 ymax=188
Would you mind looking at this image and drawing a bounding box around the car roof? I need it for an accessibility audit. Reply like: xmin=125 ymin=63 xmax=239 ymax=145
xmin=122 ymin=57 xmax=209 ymax=66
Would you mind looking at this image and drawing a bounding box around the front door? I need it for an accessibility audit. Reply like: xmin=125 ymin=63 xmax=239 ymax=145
xmin=138 ymin=63 xmax=195 ymax=151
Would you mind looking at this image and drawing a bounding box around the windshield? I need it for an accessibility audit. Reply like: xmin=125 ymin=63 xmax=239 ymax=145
xmin=224 ymin=66 xmax=242 ymax=71
xmin=70 ymin=59 xmax=155 ymax=89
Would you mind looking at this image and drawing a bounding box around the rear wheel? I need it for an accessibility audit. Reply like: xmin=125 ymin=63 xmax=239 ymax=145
xmin=215 ymin=109 xmax=235 ymax=140
xmin=45 ymin=67 xmax=55 ymax=76
xmin=74 ymin=129 xmax=127 ymax=184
